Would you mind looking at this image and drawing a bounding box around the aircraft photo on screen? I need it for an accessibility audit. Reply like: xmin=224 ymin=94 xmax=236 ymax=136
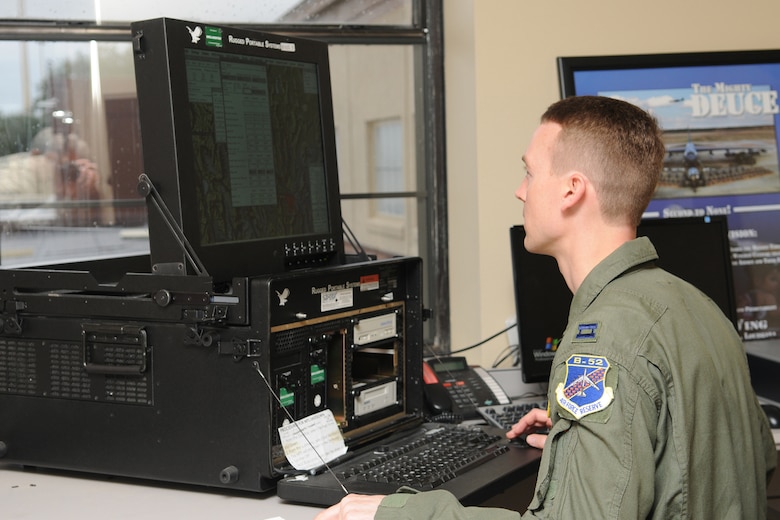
xmin=601 ymin=86 xmax=780 ymax=198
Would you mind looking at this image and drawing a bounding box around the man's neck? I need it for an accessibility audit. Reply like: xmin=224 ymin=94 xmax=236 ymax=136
xmin=554 ymin=223 xmax=636 ymax=294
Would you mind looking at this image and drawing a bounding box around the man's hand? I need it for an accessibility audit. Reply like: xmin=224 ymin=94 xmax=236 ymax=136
xmin=314 ymin=494 xmax=385 ymax=520
xmin=506 ymin=407 xmax=552 ymax=449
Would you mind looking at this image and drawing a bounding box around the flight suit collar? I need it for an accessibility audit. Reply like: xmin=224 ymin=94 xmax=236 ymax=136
xmin=570 ymin=236 xmax=659 ymax=317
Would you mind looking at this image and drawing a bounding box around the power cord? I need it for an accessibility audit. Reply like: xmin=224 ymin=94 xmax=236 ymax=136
xmin=449 ymin=321 xmax=517 ymax=355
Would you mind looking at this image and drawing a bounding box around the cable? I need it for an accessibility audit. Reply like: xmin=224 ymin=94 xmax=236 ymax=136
xmin=449 ymin=322 xmax=517 ymax=355
xmin=491 ymin=343 xmax=520 ymax=368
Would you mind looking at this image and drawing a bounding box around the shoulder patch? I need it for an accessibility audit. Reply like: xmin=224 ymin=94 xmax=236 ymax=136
xmin=555 ymin=354 xmax=614 ymax=420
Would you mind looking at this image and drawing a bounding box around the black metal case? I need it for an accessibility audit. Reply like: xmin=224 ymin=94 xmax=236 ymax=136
xmin=0 ymin=256 xmax=423 ymax=493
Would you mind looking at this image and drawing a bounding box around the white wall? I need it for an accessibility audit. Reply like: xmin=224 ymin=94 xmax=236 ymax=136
xmin=444 ymin=0 xmax=780 ymax=368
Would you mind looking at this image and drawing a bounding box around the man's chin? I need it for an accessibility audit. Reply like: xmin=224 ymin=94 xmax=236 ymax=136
xmin=524 ymin=237 xmax=551 ymax=257
xmin=523 ymin=236 xmax=539 ymax=254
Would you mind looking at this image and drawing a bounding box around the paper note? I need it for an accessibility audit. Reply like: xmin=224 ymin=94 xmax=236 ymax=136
xmin=278 ymin=409 xmax=347 ymax=471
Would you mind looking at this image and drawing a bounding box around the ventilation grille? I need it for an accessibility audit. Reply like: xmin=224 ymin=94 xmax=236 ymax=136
xmin=0 ymin=337 xmax=152 ymax=405
xmin=0 ymin=338 xmax=37 ymax=395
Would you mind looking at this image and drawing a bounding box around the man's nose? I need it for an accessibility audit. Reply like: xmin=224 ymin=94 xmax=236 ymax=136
xmin=515 ymin=179 xmax=527 ymax=202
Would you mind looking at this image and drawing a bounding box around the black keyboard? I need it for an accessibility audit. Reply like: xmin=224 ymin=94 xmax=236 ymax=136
xmin=336 ymin=425 xmax=508 ymax=490
xmin=477 ymin=400 xmax=547 ymax=429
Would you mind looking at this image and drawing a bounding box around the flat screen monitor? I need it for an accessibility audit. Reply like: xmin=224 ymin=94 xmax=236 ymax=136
xmin=511 ymin=215 xmax=737 ymax=383
xmin=131 ymin=18 xmax=344 ymax=283
xmin=557 ymin=50 xmax=780 ymax=343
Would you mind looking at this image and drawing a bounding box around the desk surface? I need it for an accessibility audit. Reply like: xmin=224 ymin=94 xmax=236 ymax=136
xmin=1 ymin=447 xmax=541 ymax=520
xmin=1 ymin=463 xmax=323 ymax=520
xmin=2 ymin=451 xmax=543 ymax=519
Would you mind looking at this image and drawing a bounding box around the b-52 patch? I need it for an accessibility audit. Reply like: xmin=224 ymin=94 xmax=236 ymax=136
xmin=555 ymin=354 xmax=614 ymax=420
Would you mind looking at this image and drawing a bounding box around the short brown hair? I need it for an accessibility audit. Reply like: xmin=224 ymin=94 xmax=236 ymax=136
xmin=541 ymin=95 xmax=665 ymax=226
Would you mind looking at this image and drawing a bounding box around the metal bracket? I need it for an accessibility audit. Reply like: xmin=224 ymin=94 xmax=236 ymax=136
xmin=137 ymin=173 xmax=209 ymax=277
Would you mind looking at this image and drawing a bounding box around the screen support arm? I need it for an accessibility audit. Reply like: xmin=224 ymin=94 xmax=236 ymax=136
xmin=137 ymin=173 xmax=210 ymax=277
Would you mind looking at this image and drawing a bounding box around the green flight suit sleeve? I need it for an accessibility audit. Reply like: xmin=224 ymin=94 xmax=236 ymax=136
xmin=374 ymin=489 xmax=522 ymax=520
xmin=522 ymin=357 xmax=659 ymax=518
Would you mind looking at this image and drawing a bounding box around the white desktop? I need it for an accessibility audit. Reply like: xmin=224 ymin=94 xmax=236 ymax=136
xmin=0 ymin=462 xmax=322 ymax=520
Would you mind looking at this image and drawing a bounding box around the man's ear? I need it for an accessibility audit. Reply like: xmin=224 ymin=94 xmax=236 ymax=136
xmin=560 ymin=171 xmax=587 ymax=211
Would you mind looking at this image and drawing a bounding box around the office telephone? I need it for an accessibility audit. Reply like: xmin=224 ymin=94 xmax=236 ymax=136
xmin=423 ymin=357 xmax=511 ymax=419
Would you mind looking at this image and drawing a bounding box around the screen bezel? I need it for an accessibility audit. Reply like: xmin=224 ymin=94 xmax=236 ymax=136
xmin=132 ymin=17 xmax=345 ymax=282
xmin=558 ymin=49 xmax=780 ymax=98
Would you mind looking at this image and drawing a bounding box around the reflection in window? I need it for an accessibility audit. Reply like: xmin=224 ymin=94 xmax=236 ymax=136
xmin=0 ymin=40 xmax=148 ymax=268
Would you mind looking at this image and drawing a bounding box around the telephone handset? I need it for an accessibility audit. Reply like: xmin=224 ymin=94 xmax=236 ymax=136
xmin=423 ymin=357 xmax=511 ymax=419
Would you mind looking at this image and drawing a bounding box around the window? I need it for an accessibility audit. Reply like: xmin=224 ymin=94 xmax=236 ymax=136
xmin=372 ymin=118 xmax=405 ymax=218
xmin=0 ymin=40 xmax=145 ymax=267
xmin=0 ymin=0 xmax=449 ymax=350
xmin=0 ymin=0 xmax=412 ymax=25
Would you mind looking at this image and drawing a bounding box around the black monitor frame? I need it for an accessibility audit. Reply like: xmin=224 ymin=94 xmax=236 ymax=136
xmin=558 ymin=49 xmax=780 ymax=98
xmin=511 ymin=215 xmax=737 ymax=383
xmin=131 ymin=18 xmax=344 ymax=283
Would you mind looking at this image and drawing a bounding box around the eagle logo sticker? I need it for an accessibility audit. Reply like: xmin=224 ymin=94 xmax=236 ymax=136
xmin=555 ymin=354 xmax=614 ymax=420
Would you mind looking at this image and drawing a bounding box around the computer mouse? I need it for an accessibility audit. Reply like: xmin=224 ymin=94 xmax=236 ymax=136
xmin=761 ymin=403 xmax=780 ymax=429
xmin=507 ymin=433 xmax=529 ymax=447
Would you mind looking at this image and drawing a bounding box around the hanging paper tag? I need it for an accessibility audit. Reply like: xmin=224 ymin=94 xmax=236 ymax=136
xmin=278 ymin=409 xmax=347 ymax=471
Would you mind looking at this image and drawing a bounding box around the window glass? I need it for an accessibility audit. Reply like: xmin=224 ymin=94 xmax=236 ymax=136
xmin=330 ymin=44 xmax=419 ymax=259
xmin=0 ymin=40 xmax=147 ymax=268
xmin=341 ymin=198 xmax=418 ymax=259
xmin=1 ymin=0 xmax=413 ymax=25
xmin=372 ymin=118 xmax=405 ymax=217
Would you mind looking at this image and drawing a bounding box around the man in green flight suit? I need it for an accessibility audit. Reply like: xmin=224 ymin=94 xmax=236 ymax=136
xmin=315 ymin=95 xmax=777 ymax=519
